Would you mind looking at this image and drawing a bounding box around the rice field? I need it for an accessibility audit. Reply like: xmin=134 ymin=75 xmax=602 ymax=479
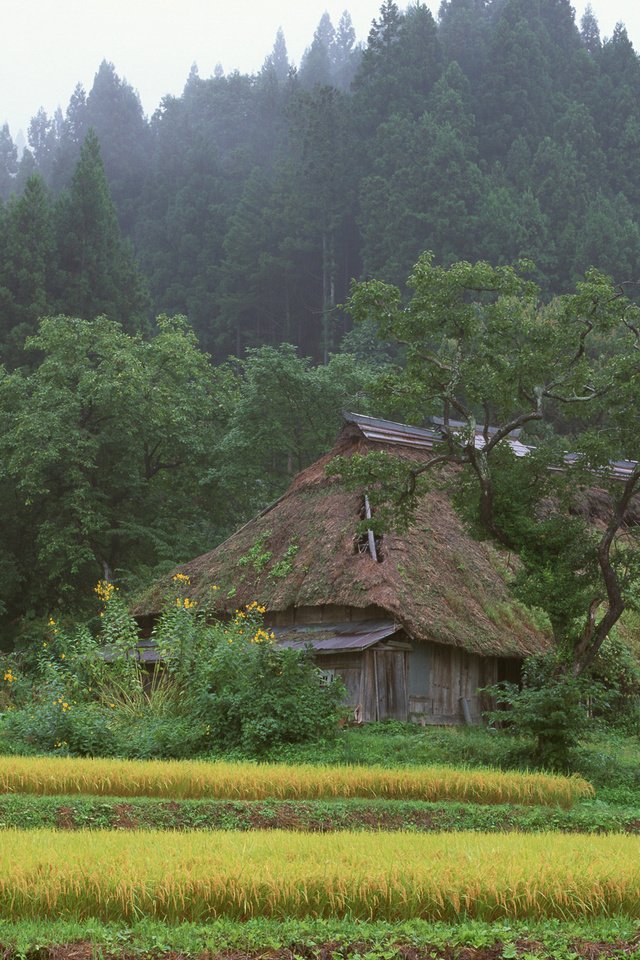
xmin=0 ymin=829 xmax=637 ymax=922
xmin=0 ymin=756 xmax=593 ymax=807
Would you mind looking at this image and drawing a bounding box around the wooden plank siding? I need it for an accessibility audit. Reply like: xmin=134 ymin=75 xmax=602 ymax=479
xmin=408 ymin=642 xmax=498 ymax=724
xmin=264 ymin=606 xmax=517 ymax=725
xmin=269 ymin=604 xmax=389 ymax=627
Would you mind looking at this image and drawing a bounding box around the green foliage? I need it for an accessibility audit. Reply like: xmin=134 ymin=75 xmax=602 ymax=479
xmin=2 ymin=916 xmax=640 ymax=959
xmin=269 ymin=543 xmax=299 ymax=580
xmin=1 ymin=580 xmax=344 ymax=759
xmin=53 ymin=129 xmax=148 ymax=329
xmin=211 ymin=344 xmax=378 ymax=516
xmin=485 ymin=656 xmax=592 ymax=771
xmin=590 ymin=631 xmax=640 ymax=728
xmin=5 ymin=2 xmax=640 ymax=361
xmin=343 ymin=256 xmax=640 ymax=680
xmin=454 ymin=445 xmax=601 ymax=643
xmin=237 ymin=533 xmax=273 ymax=574
xmin=0 ymin=313 xmax=231 ymax=621
xmin=327 ymin=451 xmax=430 ymax=534
xmin=0 ymin=793 xmax=637 ymax=834
xmin=153 ymin=593 xmax=345 ymax=755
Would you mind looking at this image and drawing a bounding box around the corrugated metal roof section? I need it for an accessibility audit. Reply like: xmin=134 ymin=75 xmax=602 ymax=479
xmin=343 ymin=412 xmax=441 ymax=449
xmin=274 ymin=620 xmax=401 ymax=651
xmin=101 ymin=640 xmax=161 ymax=663
xmin=431 ymin=416 xmax=522 ymax=438
xmin=344 ymin=411 xmax=526 ymax=453
xmin=344 ymin=412 xmax=636 ymax=481
xmin=101 ymin=622 xmax=402 ymax=661
xmin=611 ymin=460 xmax=639 ymax=481
xmin=472 ymin=434 xmax=531 ymax=458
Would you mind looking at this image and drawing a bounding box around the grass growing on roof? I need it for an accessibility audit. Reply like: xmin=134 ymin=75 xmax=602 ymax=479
xmin=0 ymin=755 xmax=593 ymax=806
xmin=0 ymin=830 xmax=638 ymax=921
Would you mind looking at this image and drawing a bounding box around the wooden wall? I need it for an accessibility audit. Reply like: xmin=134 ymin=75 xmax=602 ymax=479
xmin=266 ymin=605 xmax=517 ymax=725
xmin=315 ymin=639 xmax=514 ymax=725
xmin=319 ymin=648 xmax=408 ymax=723
xmin=408 ymin=641 xmax=499 ymax=724
xmin=268 ymin=604 xmax=388 ymax=627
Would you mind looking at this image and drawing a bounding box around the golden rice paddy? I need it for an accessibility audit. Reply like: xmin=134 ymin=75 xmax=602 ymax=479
xmin=0 ymin=829 xmax=636 ymax=922
xmin=0 ymin=756 xmax=593 ymax=806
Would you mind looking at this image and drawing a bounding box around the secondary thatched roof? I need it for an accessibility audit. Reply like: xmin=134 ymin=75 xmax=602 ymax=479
xmin=134 ymin=415 xmax=551 ymax=658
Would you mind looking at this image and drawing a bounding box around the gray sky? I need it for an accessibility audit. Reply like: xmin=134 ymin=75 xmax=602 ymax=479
xmin=2 ymin=0 xmax=639 ymax=140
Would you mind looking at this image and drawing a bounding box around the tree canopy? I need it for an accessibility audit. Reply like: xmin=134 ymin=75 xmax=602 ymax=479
xmin=2 ymin=2 xmax=640 ymax=361
xmin=336 ymin=256 xmax=640 ymax=676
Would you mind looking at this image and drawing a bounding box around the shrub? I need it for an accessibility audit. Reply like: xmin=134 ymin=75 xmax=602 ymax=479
xmin=153 ymin=589 xmax=345 ymax=755
xmin=485 ymin=655 xmax=591 ymax=771
xmin=0 ymin=578 xmax=345 ymax=759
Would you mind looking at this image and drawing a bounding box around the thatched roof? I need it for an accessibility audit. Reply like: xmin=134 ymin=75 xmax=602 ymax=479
xmin=134 ymin=416 xmax=551 ymax=659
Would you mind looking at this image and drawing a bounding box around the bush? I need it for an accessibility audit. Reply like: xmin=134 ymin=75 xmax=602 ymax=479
xmin=0 ymin=579 xmax=345 ymax=759
xmin=485 ymin=655 xmax=591 ymax=771
xmin=590 ymin=632 xmax=640 ymax=731
xmin=154 ymin=590 xmax=345 ymax=755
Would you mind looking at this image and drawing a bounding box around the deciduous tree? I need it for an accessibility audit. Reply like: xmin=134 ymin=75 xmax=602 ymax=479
xmin=338 ymin=256 xmax=640 ymax=677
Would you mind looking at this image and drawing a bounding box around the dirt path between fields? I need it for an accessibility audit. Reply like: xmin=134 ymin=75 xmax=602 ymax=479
xmin=10 ymin=938 xmax=640 ymax=960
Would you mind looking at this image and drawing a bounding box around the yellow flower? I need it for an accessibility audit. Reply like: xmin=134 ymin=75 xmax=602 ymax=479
xmin=172 ymin=572 xmax=191 ymax=584
xmin=48 ymin=618 xmax=56 ymax=626
xmin=60 ymin=654 xmax=65 ymax=660
xmin=94 ymin=580 xmax=116 ymax=603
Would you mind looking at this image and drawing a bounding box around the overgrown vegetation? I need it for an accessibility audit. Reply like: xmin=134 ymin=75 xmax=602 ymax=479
xmin=2 ymin=916 xmax=639 ymax=960
xmin=0 ymin=331 xmax=377 ymax=628
xmin=0 ymin=794 xmax=637 ymax=834
xmin=0 ymin=578 xmax=343 ymax=757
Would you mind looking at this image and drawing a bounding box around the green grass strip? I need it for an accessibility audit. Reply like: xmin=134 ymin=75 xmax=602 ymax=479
xmin=0 ymin=916 xmax=639 ymax=958
xmin=0 ymin=755 xmax=592 ymax=806
xmin=0 ymin=829 xmax=639 ymax=921
xmin=0 ymin=794 xmax=636 ymax=833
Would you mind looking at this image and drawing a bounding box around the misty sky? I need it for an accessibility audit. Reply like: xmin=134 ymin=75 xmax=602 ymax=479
xmin=2 ymin=0 xmax=639 ymax=139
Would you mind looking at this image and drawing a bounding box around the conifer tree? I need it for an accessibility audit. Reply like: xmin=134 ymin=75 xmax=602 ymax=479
xmin=299 ymin=13 xmax=336 ymax=88
xmin=333 ymin=12 xmax=360 ymax=90
xmin=0 ymin=125 xmax=18 ymax=199
xmin=54 ymin=129 xmax=148 ymax=329
xmin=261 ymin=28 xmax=290 ymax=85
xmin=0 ymin=174 xmax=54 ymax=362
xmin=580 ymin=3 xmax=601 ymax=53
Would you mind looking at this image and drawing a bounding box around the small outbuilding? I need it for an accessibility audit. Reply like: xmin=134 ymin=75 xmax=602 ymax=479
xmin=134 ymin=413 xmax=550 ymax=724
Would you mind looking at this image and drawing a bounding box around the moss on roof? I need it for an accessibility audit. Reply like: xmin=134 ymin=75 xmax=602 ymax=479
xmin=134 ymin=426 xmax=551 ymax=659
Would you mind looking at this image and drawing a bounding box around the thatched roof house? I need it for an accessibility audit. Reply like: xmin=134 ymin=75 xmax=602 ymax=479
xmin=135 ymin=413 xmax=551 ymax=724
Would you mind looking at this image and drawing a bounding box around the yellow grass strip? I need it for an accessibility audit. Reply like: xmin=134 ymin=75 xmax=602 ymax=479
xmin=0 ymin=756 xmax=593 ymax=806
xmin=0 ymin=830 xmax=637 ymax=921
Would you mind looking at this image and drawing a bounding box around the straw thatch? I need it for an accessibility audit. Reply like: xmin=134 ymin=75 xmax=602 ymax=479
xmin=134 ymin=419 xmax=550 ymax=659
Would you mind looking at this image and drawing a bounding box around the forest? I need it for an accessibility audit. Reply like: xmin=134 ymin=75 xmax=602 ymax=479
xmin=0 ymin=0 xmax=639 ymax=635
xmin=2 ymin=0 xmax=640 ymax=363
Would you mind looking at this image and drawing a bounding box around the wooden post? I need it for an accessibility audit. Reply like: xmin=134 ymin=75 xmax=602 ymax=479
xmin=364 ymin=495 xmax=378 ymax=562
xmin=373 ymin=649 xmax=380 ymax=722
